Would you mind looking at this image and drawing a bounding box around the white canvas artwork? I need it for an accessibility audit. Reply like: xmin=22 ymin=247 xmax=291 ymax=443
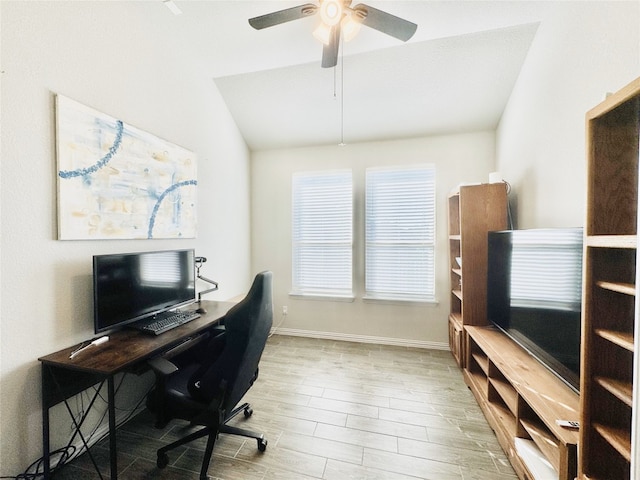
xmin=56 ymin=95 xmax=197 ymax=240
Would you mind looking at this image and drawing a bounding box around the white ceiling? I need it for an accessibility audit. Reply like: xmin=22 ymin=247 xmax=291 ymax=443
xmin=159 ymin=1 xmax=550 ymax=150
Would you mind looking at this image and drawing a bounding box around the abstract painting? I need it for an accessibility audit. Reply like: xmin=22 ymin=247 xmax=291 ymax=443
xmin=56 ymin=94 xmax=197 ymax=240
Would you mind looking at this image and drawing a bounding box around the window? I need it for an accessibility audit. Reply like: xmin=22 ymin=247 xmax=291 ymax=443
xmin=365 ymin=165 xmax=436 ymax=301
xmin=291 ymin=170 xmax=353 ymax=297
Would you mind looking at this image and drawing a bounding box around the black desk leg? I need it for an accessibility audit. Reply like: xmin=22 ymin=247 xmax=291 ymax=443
xmin=108 ymin=376 xmax=118 ymax=479
xmin=42 ymin=368 xmax=51 ymax=479
xmin=41 ymin=364 xmax=108 ymax=479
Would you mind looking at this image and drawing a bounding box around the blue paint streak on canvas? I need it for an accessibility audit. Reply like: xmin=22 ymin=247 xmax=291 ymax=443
xmin=147 ymin=180 xmax=197 ymax=239
xmin=58 ymin=120 xmax=124 ymax=179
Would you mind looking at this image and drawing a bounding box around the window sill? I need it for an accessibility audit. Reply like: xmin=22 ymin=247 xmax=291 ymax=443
xmin=289 ymin=292 xmax=355 ymax=303
xmin=362 ymin=296 xmax=439 ymax=306
xmin=287 ymin=293 xmax=438 ymax=306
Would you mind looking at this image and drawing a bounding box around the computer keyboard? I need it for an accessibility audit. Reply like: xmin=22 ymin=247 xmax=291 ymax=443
xmin=137 ymin=310 xmax=201 ymax=335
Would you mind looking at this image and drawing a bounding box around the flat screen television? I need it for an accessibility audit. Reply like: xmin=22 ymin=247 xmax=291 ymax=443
xmin=487 ymin=228 xmax=583 ymax=392
xmin=93 ymin=249 xmax=196 ymax=334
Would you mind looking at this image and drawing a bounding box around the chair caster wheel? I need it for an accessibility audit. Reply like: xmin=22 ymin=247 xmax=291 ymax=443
xmin=258 ymin=438 xmax=267 ymax=452
xmin=157 ymin=452 xmax=169 ymax=469
xmin=244 ymin=406 xmax=253 ymax=418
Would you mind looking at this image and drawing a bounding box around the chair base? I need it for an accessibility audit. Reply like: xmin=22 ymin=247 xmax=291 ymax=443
xmin=156 ymin=402 xmax=267 ymax=480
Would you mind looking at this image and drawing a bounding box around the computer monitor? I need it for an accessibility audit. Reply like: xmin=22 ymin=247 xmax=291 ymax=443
xmin=93 ymin=249 xmax=196 ymax=333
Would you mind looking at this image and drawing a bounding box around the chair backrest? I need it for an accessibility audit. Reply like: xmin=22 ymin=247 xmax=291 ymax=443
xmin=197 ymin=271 xmax=273 ymax=415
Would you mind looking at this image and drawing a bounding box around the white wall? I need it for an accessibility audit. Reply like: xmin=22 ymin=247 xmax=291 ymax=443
xmin=496 ymin=1 xmax=640 ymax=229
xmin=0 ymin=2 xmax=251 ymax=475
xmin=251 ymin=132 xmax=496 ymax=347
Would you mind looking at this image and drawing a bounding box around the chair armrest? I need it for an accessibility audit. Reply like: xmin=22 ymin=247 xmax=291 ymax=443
xmin=147 ymin=356 xmax=179 ymax=377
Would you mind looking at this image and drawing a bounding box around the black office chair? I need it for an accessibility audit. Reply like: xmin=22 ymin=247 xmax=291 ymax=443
xmin=146 ymin=271 xmax=273 ymax=479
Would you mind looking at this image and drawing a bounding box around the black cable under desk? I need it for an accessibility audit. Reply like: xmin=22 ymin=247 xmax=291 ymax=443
xmin=38 ymin=300 xmax=236 ymax=480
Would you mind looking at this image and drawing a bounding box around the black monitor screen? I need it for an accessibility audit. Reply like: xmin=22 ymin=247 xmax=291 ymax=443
xmin=487 ymin=228 xmax=583 ymax=392
xmin=93 ymin=249 xmax=196 ymax=333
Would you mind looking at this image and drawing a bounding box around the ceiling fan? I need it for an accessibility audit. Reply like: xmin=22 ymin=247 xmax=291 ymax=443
xmin=248 ymin=0 xmax=418 ymax=68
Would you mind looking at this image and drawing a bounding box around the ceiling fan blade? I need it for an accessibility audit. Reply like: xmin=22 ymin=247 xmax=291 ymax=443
xmin=249 ymin=3 xmax=318 ymax=30
xmin=321 ymin=24 xmax=341 ymax=68
xmin=354 ymin=4 xmax=417 ymax=42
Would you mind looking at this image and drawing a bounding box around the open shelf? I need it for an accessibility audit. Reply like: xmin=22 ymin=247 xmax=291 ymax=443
xmin=520 ymin=418 xmax=560 ymax=473
xmin=472 ymin=352 xmax=489 ymax=376
xmin=596 ymin=280 xmax=635 ymax=296
xmin=491 ymin=401 xmax=518 ymax=437
xmin=594 ymin=328 xmax=634 ymax=352
xmin=489 ymin=376 xmax=518 ymax=415
xmin=465 ymin=325 xmax=579 ymax=480
xmin=593 ymin=423 xmax=631 ymax=462
xmin=594 ymin=376 xmax=633 ymax=406
xmin=585 ymin=234 xmax=637 ymax=248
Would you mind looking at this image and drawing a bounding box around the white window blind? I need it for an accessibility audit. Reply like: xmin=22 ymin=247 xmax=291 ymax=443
xmin=292 ymin=170 xmax=353 ymax=297
xmin=365 ymin=165 xmax=436 ymax=301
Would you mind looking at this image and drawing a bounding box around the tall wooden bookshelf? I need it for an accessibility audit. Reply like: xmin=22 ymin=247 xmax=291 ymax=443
xmin=447 ymin=183 xmax=508 ymax=367
xmin=580 ymin=76 xmax=640 ymax=480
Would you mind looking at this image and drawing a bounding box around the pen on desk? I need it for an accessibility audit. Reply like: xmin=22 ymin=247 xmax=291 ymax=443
xmin=69 ymin=336 xmax=109 ymax=359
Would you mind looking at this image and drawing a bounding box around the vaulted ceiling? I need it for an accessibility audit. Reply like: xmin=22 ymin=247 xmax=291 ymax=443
xmin=158 ymin=1 xmax=550 ymax=150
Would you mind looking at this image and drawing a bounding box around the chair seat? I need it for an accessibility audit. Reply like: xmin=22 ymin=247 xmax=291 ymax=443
xmin=147 ymin=363 xmax=211 ymax=426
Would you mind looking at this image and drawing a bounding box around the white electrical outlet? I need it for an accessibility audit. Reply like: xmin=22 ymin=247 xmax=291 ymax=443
xmin=282 ymin=306 xmax=288 ymax=315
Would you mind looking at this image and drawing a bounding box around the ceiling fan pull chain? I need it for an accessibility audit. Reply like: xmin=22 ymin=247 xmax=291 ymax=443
xmin=339 ymin=29 xmax=346 ymax=147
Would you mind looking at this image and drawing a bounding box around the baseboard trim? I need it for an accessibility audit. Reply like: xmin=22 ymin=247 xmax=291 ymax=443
xmin=271 ymin=327 xmax=449 ymax=350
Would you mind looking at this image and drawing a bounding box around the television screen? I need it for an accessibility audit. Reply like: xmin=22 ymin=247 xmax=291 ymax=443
xmin=93 ymin=249 xmax=196 ymax=333
xmin=487 ymin=228 xmax=583 ymax=392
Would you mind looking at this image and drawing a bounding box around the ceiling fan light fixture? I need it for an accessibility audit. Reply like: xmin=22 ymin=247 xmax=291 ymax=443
xmin=319 ymin=0 xmax=343 ymax=27
xmin=313 ymin=23 xmax=333 ymax=45
xmin=313 ymin=23 xmax=332 ymax=45
xmin=248 ymin=1 xmax=418 ymax=67
xmin=341 ymin=14 xmax=361 ymax=42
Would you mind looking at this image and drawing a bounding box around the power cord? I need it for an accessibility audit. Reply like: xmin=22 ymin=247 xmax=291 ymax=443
xmin=268 ymin=309 xmax=287 ymax=338
xmin=0 ymin=372 xmax=154 ymax=479
xmin=0 ymin=446 xmax=76 ymax=479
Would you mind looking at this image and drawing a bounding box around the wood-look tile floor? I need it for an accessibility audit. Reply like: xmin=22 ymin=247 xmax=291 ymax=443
xmin=55 ymin=335 xmax=518 ymax=480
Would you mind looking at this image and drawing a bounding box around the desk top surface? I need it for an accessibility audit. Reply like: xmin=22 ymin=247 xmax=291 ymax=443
xmin=39 ymin=301 xmax=236 ymax=375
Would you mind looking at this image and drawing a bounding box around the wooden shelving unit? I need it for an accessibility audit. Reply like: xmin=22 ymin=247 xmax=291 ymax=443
xmin=465 ymin=325 xmax=580 ymax=480
xmin=579 ymin=76 xmax=640 ymax=480
xmin=447 ymin=183 xmax=508 ymax=367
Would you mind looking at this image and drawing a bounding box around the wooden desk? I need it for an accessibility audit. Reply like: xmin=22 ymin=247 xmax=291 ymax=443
xmin=39 ymin=300 xmax=235 ymax=480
